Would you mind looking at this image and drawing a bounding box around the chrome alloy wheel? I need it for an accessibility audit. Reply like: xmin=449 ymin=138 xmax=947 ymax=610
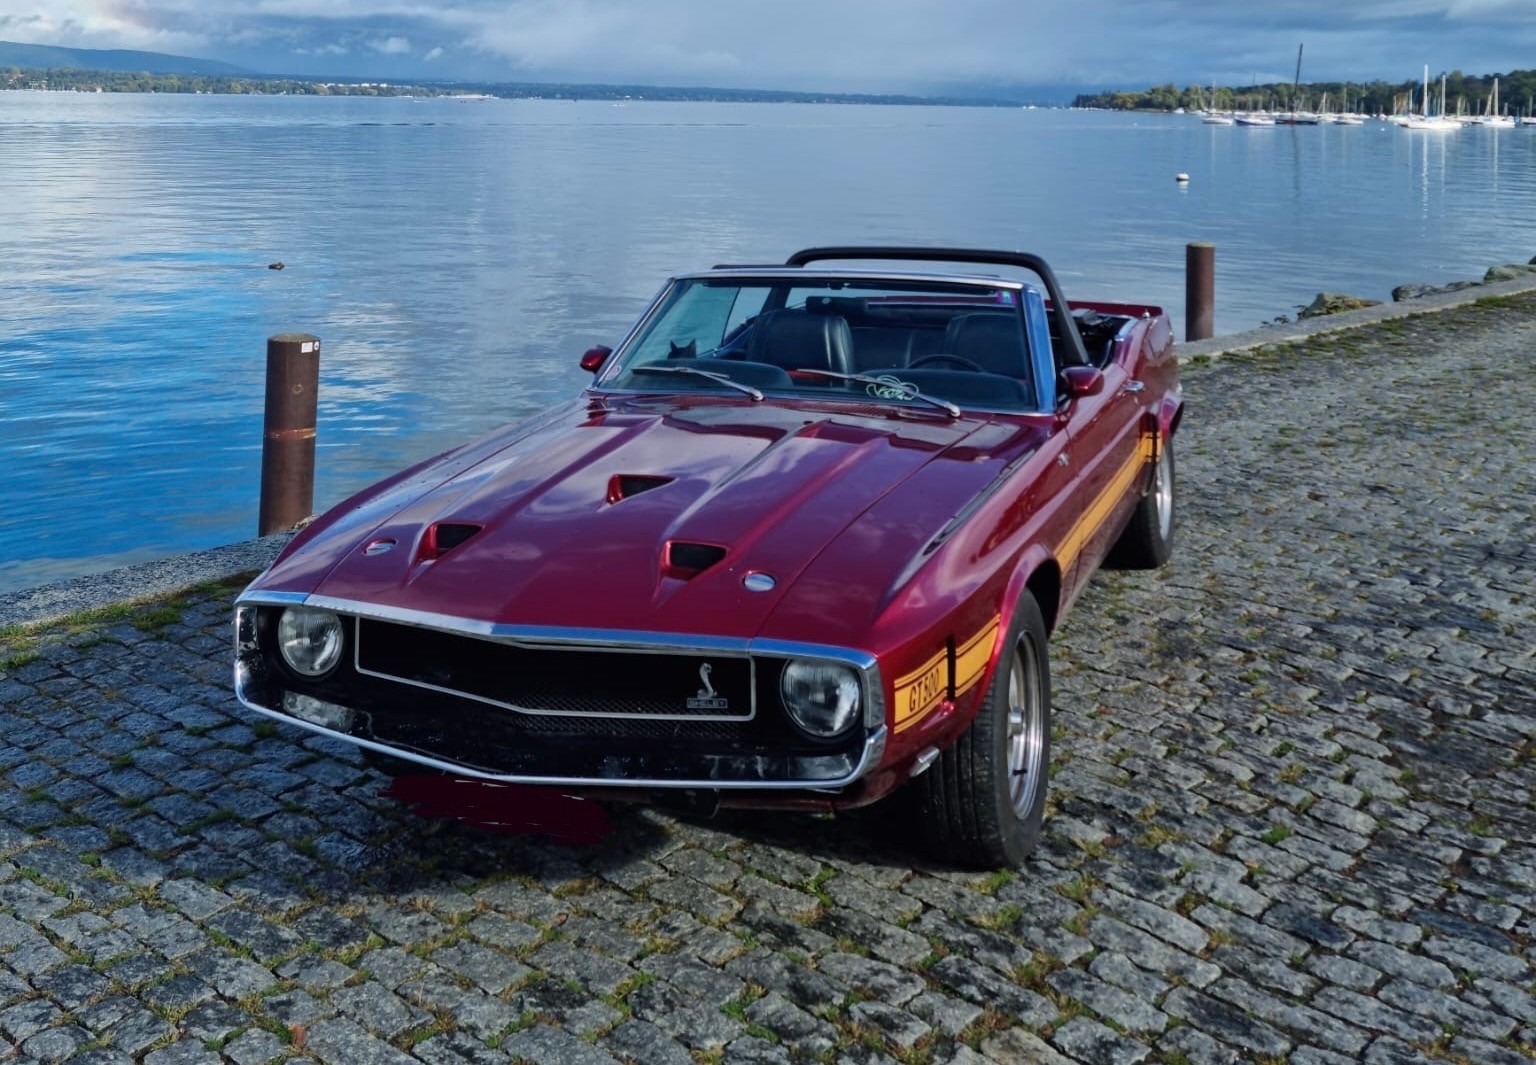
xmin=1005 ymin=635 xmax=1047 ymax=818
xmin=1153 ymin=444 xmax=1174 ymax=542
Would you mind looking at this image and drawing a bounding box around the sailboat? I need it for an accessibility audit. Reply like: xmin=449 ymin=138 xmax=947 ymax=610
xmin=1475 ymin=77 xmax=1516 ymax=128
xmin=1404 ymin=67 xmax=1458 ymax=131
xmin=1200 ymin=82 xmax=1235 ymax=124
xmin=1333 ymin=88 xmax=1365 ymax=125
xmin=1276 ymin=44 xmax=1322 ymax=124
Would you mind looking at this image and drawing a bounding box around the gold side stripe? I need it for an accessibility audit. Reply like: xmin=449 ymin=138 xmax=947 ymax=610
xmin=894 ymin=647 xmax=947 ymax=691
xmin=1057 ymin=433 xmax=1156 ymax=573
xmin=892 ymin=617 xmax=1001 ymax=732
xmin=954 ymin=620 xmax=1000 ymax=694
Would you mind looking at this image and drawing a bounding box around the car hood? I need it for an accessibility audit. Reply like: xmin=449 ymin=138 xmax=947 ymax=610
xmin=255 ymin=395 xmax=1042 ymax=641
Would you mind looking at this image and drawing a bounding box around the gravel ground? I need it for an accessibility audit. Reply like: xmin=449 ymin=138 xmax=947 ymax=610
xmin=1 ymin=294 xmax=1532 ymax=1064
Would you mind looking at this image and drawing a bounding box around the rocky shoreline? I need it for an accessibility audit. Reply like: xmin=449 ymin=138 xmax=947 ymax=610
xmin=1298 ymin=255 xmax=1536 ymax=320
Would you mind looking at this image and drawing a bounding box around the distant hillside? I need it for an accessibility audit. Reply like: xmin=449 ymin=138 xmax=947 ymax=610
xmin=0 ymin=40 xmax=253 ymax=77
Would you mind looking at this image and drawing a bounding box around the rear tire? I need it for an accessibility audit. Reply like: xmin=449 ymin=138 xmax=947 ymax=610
xmin=910 ymin=593 xmax=1052 ymax=869
xmin=1106 ymin=435 xmax=1175 ymax=570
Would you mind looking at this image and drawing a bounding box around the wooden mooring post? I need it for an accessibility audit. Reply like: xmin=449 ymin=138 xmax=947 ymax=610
xmin=258 ymin=333 xmax=320 ymax=536
xmin=1186 ymin=242 xmax=1215 ymax=342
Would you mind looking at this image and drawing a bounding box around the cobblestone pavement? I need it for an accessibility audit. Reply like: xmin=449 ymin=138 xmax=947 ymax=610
xmin=2 ymin=296 xmax=1533 ymax=1065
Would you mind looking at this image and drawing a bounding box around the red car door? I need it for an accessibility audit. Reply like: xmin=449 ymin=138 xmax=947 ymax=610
xmin=1060 ymin=360 xmax=1148 ymax=590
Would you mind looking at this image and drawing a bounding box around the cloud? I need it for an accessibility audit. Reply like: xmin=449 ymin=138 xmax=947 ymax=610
xmin=369 ymin=34 xmax=410 ymax=54
xmin=2 ymin=1 xmax=1535 ymax=89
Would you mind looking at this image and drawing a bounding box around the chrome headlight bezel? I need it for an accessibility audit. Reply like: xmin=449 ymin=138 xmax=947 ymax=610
xmin=779 ymin=659 xmax=863 ymax=738
xmin=275 ymin=606 xmax=344 ymax=678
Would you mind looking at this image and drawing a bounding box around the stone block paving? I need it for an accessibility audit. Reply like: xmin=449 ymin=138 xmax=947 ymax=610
xmin=2 ymin=296 xmax=1534 ymax=1063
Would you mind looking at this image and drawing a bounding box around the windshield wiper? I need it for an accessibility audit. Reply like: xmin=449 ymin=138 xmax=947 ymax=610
xmin=630 ymin=364 xmax=764 ymax=401
xmin=790 ymin=369 xmax=962 ymax=418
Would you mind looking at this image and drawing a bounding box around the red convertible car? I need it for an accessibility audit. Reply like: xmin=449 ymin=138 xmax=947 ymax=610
xmin=234 ymin=247 xmax=1182 ymax=867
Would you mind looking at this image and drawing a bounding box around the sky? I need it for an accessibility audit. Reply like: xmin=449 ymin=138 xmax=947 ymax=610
xmin=2 ymin=1 xmax=1536 ymax=94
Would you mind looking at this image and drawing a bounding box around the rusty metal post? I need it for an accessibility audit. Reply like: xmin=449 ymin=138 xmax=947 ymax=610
xmin=258 ymin=333 xmax=320 ymax=536
xmin=1185 ymin=242 xmax=1215 ymax=342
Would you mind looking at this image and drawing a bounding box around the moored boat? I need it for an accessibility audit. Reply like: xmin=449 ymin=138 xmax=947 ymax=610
xmin=1403 ymin=67 xmax=1459 ymax=131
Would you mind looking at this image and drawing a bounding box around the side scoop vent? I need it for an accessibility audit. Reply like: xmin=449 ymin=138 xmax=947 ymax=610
xmin=419 ymin=522 xmax=482 ymax=562
xmin=607 ymin=474 xmax=673 ymax=504
xmin=663 ymin=541 xmax=728 ymax=579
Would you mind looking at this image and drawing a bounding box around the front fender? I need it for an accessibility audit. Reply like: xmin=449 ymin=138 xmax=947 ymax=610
xmin=883 ymin=543 xmax=1057 ymax=779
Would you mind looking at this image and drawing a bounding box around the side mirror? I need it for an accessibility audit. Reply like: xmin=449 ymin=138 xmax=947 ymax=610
xmin=1060 ymin=366 xmax=1104 ymax=400
xmin=580 ymin=345 xmax=613 ymax=374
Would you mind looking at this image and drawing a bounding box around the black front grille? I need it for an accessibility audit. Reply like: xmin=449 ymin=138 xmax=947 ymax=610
xmin=355 ymin=619 xmax=754 ymax=720
xmin=243 ymin=607 xmax=869 ymax=781
xmin=512 ymin=713 xmax=746 ymax=740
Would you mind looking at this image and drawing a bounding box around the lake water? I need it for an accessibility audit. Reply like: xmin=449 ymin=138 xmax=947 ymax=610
xmin=4 ymin=93 xmax=1536 ymax=593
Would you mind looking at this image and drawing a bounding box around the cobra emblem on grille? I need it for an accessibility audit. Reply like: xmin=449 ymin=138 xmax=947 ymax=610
xmin=686 ymin=662 xmax=730 ymax=711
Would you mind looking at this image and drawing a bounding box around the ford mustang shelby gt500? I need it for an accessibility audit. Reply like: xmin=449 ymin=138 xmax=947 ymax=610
xmin=234 ymin=247 xmax=1182 ymax=867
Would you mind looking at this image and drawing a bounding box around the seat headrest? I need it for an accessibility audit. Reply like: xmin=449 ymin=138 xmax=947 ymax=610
xmin=942 ymin=313 xmax=1032 ymax=377
xmin=746 ymin=309 xmax=854 ymax=376
xmin=804 ymin=296 xmax=865 ymax=319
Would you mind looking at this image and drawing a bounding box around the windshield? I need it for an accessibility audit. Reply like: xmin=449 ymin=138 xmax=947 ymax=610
xmin=600 ymin=276 xmax=1038 ymax=412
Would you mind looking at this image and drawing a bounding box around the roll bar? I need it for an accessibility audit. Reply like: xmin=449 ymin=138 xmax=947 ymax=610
xmin=784 ymin=246 xmax=1090 ymax=369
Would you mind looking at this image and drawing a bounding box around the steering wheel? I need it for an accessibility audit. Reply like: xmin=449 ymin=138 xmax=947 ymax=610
xmin=908 ymin=353 xmax=984 ymax=372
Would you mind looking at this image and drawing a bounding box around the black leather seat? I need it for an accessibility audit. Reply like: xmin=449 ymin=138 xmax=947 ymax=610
xmin=942 ymin=313 xmax=1034 ymax=377
xmin=851 ymin=326 xmax=915 ymax=370
xmin=746 ymin=309 xmax=855 ymax=376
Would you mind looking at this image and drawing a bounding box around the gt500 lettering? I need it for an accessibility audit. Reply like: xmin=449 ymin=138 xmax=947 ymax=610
xmin=904 ymin=661 xmax=946 ymax=725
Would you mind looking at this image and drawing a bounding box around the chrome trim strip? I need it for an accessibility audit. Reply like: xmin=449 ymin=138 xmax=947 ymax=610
xmin=591 ymin=279 xmax=679 ymax=387
xmin=242 ymin=590 xmax=309 ymax=606
xmin=235 ymin=660 xmax=886 ymax=791
xmin=911 ymin=746 xmax=941 ymax=777
xmin=681 ymin=268 xmax=1031 ymax=288
xmin=238 ymin=592 xmax=877 ymax=664
xmin=748 ymin=639 xmax=877 ymax=670
xmin=351 ymin=622 xmax=758 ymax=723
xmin=1023 ymin=287 xmax=1056 ymax=412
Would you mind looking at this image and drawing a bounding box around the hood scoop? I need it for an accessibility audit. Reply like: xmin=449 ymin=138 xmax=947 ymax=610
xmin=418 ymin=522 xmax=483 ymax=562
xmin=607 ymin=474 xmax=673 ymax=503
xmin=663 ymin=541 xmax=727 ymax=580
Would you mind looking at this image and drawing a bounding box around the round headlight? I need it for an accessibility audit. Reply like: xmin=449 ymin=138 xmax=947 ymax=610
xmin=276 ymin=607 xmax=344 ymax=678
xmin=780 ymin=661 xmax=861 ymax=738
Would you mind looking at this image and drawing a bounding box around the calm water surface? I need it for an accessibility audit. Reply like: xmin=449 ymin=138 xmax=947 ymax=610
xmin=4 ymin=94 xmax=1536 ymax=591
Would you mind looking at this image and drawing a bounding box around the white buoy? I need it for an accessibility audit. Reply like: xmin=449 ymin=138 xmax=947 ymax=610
xmin=1176 ymin=172 xmax=1191 ymax=183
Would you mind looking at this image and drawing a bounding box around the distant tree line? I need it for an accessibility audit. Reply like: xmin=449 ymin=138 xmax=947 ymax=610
xmin=4 ymin=67 xmax=457 ymax=96
xmin=0 ymin=65 xmax=1015 ymax=107
xmin=1074 ymin=70 xmax=1536 ymax=116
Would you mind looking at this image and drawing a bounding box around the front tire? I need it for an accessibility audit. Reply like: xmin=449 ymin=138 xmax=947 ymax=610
xmin=910 ymin=593 xmax=1052 ymax=869
xmin=1106 ymin=435 xmax=1175 ymax=570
